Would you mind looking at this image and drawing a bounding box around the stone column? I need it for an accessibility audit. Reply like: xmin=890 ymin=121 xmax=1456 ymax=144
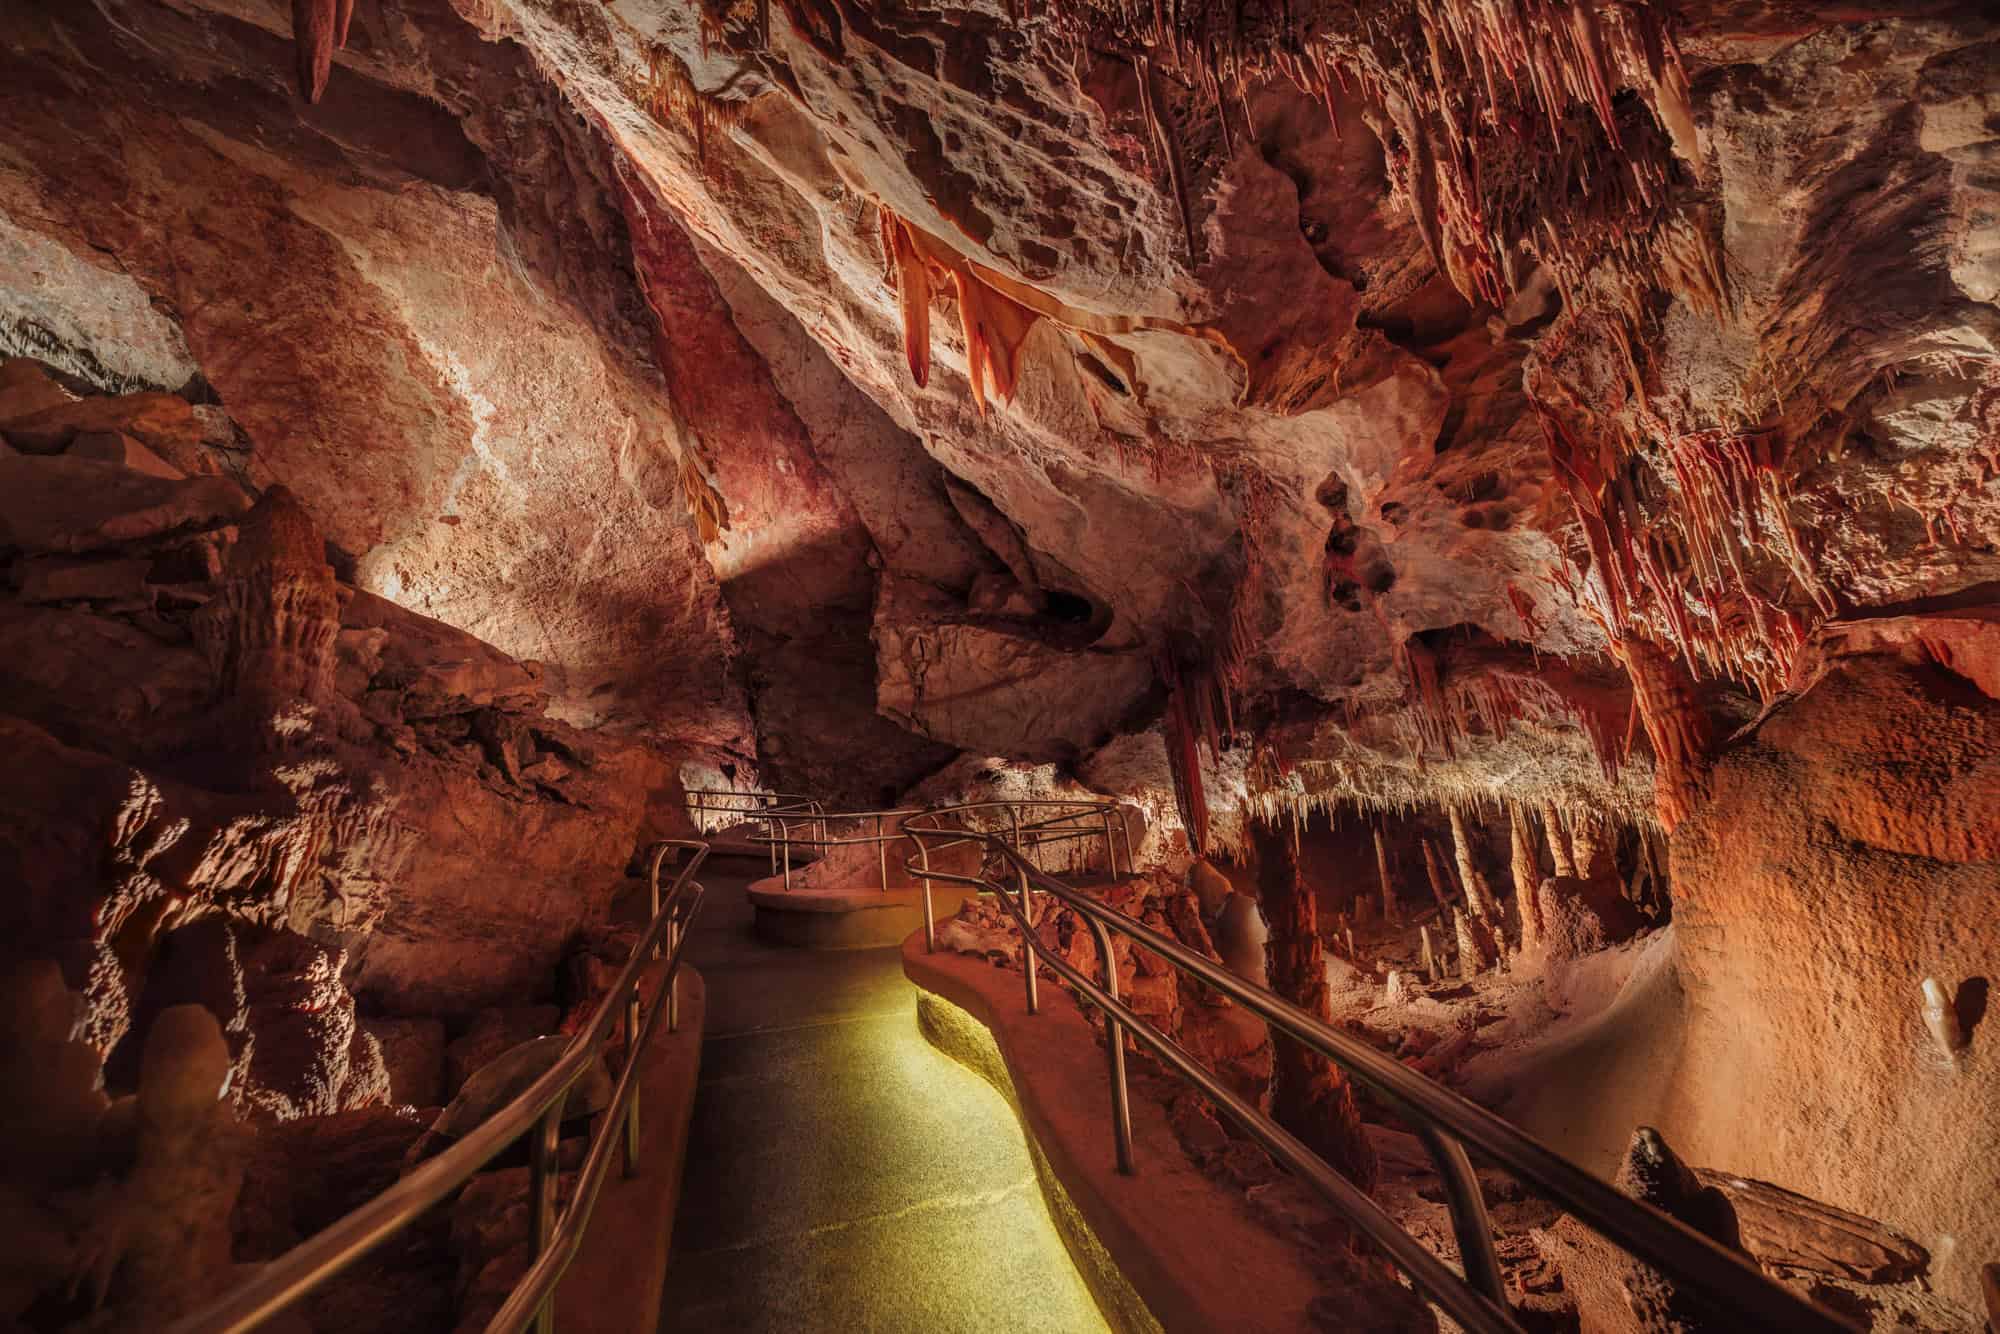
xmin=1251 ymin=819 xmax=1377 ymax=1192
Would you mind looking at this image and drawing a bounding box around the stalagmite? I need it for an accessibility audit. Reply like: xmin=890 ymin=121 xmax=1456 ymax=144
xmin=1569 ymin=811 xmax=1615 ymax=882
xmin=1373 ymin=826 xmax=1398 ymax=924
xmin=1448 ymin=808 xmax=1502 ymax=923
xmin=1454 ymin=908 xmax=1489 ymax=979
xmin=1510 ymin=804 xmax=1544 ymax=959
xmin=1420 ymin=925 xmax=1440 ymax=982
xmin=1385 ymin=969 xmax=1408 ymax=1005
xmin=1542 ymin=802 xmax=1577 ymax=878
xmin=1922 ymin=978 xmax=1966 ymax=1061
xmin=1421 ymin=838 xmax=1455 ymax=912
xmin=1251 ymin=821 xmax=1376 ymax=1190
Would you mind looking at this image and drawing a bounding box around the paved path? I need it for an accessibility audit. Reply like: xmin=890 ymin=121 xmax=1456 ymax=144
xmin=658 ymin=864 xmax=1108 ymax=1333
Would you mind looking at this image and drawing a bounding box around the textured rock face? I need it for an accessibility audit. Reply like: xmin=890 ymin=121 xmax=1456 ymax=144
xmin=1663 ymin=652 xmax=1999 ymax=1308
xmin=2 ymin=0 xmax=1999 ymax=1324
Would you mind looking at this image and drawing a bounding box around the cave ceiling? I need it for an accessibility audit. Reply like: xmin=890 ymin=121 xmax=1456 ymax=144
xmin=1 ymin=0 xmax=1994 ymax=816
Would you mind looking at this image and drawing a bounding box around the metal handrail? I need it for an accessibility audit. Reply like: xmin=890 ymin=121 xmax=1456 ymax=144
xmin=729 ymin=798 xmax=1132 ymax=896
xmin=168 ymin=840 xmax=711 ymax=1334
xmin=901 ymin=817 xmax=1856 ymax=1334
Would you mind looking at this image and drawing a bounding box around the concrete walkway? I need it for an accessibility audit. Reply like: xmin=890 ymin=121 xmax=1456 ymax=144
xmin=658 ymin=864 xmax=1109 ymax=1334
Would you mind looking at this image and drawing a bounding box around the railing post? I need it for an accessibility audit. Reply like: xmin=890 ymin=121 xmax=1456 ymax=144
xmin=877 ymin=813 xmax=888 ymax=891
xmin=1084 ymin=913 xmax=1135 ymax=1174
xmin=782 ymin=818 xmax=793 ymax=890
xmin=648 ymin=845 xmax=664 ymax=963
xmin=1414 ymin=1124 xmax=1507 ymax=1307
xmin=624 ymin=992 xmax=643 ymax=1179
xmin=530 ymin=1102 xmax=562 ymax=1334
xmin=1017 ymin=860 xmax=1040 ymax=1016
xmin=667 ymin=910 xmax=683 ymax=1033
xmin=919 ymin=837 xmax=935 ymax=953
xmin=1100 ymin=809 xmax=1117 ymax=880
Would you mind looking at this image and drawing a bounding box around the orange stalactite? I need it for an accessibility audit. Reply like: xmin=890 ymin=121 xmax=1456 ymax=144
xmin=875 ymin=204 xmax=1234 ymax=416
xmin=290 ymin=0 xmax=339 ymax=103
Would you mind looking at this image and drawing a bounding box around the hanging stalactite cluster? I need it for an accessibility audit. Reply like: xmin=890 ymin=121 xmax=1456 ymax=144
xmin=1029 ymin=0 xmax=1714 ymax=323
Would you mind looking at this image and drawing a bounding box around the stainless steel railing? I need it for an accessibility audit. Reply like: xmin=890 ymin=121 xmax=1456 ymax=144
xmin=900 ymin=817 xmax=1857 ymax=1334
xmin=683 ymin=788 xmax=825 ymax=876
xmin=729 ymin=797 xmax=1131 ymax=901
xmin=168 ymin=839 xmax=710 ymax=1334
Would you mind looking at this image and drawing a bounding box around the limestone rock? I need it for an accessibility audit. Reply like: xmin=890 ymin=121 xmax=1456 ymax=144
xmin=444 ymin=1006 xmax=563 ymax=1098
xmin=433 ymin=1035 xmax=611 ymax=1141
xmin=0 ymin=389 xmax=200 ymax=456
xmin=0 ymin=358 xmax=76 ymax=425
xmin=363 ymin=1016 xmax=448 ymax=1108
xmin=1693 ymin=1169 xmax=1928 ymax=1285
xmin=874 ymin=584 xmax=1151 ymax=762
xmin=0 ymin=455 xmax=249 ymax=555
xmin=67 ymin=429 xmax=183 ymax=479
xmin=1213 ymin=893 xmax=1270 ymax=988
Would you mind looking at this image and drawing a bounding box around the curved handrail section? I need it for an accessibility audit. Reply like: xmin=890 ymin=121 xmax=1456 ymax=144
xmin=168 ymin=839 xmax=711 ymax=1334
xmin=900 ymin=817 xmax=1857 ymax=1334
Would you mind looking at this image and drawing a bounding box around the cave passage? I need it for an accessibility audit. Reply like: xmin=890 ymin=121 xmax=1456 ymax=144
xmin=657 ymin=865 xmax=1108 ymax=1332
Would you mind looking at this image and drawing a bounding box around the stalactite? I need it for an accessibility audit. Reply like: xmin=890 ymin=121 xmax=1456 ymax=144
xmin=1380 ymin=634 xmax=1624 ymax=782
xmin=1614 ymin=632 xmax=1716 ymax=831
xmin=644 ymin=46 xmax=749 ymax=168
xmin=1252 ymin=820 xmax=1377 ymax=1192
xmin=1542 ymin=801 xmax=1577 ymax=878
xmin=289 ymin=0 xmax=345 ymax=104
xmin=1420 ymin=924 xmax=1440 ymax=981
xmin=1543 ymin=408 xmax=1825 ymax=706
xmin=875 ymin=206 xmax=1231 ymax=416
xmin=1160 ymin=655 xmax=1212 ymax=855
xmin=677 ymin=452 xmax=731 ymax=545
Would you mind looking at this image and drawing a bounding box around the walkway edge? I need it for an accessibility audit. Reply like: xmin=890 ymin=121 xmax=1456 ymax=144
xmin=749 ymin=884 xmax=980 ymax=948
xmin=557 ymin=965 xmax=707 ymax=1334
xmin=902 ymin=932 xmax=1327 ymax=1334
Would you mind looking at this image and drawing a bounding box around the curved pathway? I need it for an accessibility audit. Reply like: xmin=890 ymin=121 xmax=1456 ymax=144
xmin=658 ymin=864 xmax=1108 ymax=1333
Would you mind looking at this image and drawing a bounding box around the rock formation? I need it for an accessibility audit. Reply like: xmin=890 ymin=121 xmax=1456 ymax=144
xmin=1 ymin=0 xmax=1997 ymax=1326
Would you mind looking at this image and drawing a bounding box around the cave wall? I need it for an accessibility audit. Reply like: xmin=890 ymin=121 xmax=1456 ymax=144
xmin=1664 ymin=649 xmax=1999 ymax=1307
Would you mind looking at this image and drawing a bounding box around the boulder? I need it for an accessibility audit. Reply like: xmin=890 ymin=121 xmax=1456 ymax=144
xmin=362 ymin=1016 xmax=448 ymax=1108
xmin=16 ymin=555 xmax=153 ymax=605
xmin=445 ymin=1005 xmax=563 ymax=1097
xmin=67 ymin=429 xmax=184 ymax=479
xmin=1692 ymin=1169 xmax=1928 ymax=1284
xmin=432 ymin=1035 xmax=612 ymax=1141
xmin=0 ymin=455 xmax=250 ymax=554
xmin=1536 ymin=874 xmax=1644 ymax=966
xmin=0 ymin=389 xmax=200 ymax=455
xmin=0 ymin=359 xmax=76 ymax=425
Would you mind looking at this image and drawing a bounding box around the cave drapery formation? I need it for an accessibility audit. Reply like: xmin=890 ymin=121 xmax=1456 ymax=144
xmin=1 ymin=0 xmax=1997 ymax=1329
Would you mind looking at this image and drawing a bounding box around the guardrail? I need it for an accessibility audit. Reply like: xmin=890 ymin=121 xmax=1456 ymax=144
xmin=899 ymin=816 xmax=1856 ymax=1334
xmin=728 ymin=797 xmax=1132 ymax=901
xmin=168 ymin=839 xmax=710 ymax=1334
xmin=683 ymin=788 xmax=825 ymax=876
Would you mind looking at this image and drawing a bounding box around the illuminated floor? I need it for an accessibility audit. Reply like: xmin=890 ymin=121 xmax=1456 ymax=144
xmin=658 ymin=866 xmax=1110 ymax=1333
